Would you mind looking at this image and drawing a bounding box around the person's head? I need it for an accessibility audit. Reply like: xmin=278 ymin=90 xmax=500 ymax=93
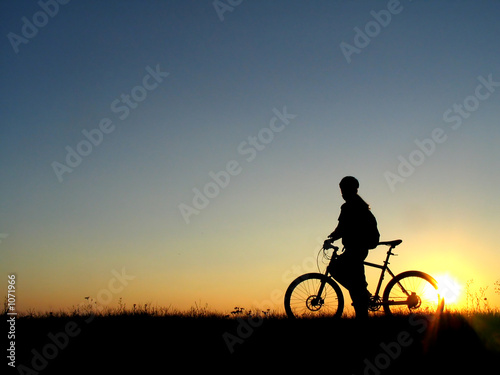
xmin=339 ymin=176 xmax=359 ymax=201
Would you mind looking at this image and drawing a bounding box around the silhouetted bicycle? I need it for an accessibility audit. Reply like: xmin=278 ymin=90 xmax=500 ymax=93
xmin=284 ymin=240 xmax=443 ymax=318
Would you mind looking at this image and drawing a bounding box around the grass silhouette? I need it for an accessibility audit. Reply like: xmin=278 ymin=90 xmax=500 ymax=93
xmin=5 ymin=298 xmax=500 ymax=375
xmin=5 ymin=283 xmax=500 ymax=375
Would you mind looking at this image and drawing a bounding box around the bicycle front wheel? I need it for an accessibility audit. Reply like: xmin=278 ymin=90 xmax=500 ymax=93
xmin=383 ymin=271 xmax=443 ymax=315
xmin=284 ymin=273 xmax=344 ymax=319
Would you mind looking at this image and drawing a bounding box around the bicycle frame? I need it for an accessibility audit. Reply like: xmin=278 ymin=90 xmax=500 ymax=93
xmin=363 ymin=246 xmax=397 ymax=299
xmin=327 ymin=244 xmax=406 ymax=303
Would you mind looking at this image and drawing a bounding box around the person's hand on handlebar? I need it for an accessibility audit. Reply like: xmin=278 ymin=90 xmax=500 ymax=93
xmin=323 ymin=239 xmax=334 ymax=250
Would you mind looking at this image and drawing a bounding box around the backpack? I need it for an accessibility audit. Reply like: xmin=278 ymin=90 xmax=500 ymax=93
xmin=364 ymin=210 xmax=380 ymax=249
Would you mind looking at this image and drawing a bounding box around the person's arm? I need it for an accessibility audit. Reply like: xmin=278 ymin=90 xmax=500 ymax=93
xmin=328 ymin=222 xmax=343 ymax=241
xmin=323 ymin=224 xmax=342 ymax=249
xmin=324 ymin=205 xmax=346 ymax=248
xmin=323 ymin=214 xmax=344 ymax=249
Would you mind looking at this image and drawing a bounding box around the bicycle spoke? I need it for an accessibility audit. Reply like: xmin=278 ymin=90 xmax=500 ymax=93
xmin=384 ymin=272 xmax=440 ymax=315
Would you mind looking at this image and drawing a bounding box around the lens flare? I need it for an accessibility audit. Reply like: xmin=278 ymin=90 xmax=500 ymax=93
xmin=435 ymin=274 xmax=462 ymax=305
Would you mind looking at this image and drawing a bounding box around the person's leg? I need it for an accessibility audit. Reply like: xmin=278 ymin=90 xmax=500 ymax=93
xmin=349 ymin=279 xmax=368 ymax=318
xmin=329 ymin=253 xmax=350 ymax=289
xmin=346 ymin=249 xmax=369 ymax=319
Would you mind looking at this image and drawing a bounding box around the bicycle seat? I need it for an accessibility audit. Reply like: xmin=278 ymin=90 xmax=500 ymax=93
xmin=378 ymin=239 xmax=402 ymax=247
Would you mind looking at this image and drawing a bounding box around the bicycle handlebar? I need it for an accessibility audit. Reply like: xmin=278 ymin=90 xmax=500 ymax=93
xmin=322 ymin=243 xmax=339 ymax=252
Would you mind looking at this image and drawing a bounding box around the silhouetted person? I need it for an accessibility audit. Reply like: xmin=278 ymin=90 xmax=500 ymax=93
xmin=324 ymin=176 xmax=379 ymax=320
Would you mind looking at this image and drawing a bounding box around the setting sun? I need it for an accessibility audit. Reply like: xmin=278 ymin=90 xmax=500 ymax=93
xmin=435 ymin=274 xmax=463 ymax=306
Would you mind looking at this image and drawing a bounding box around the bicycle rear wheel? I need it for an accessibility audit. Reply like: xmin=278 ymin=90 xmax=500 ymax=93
xmin=383 ymin=271 xmax=443 ymax=315
xmin=284 ymin=273 xmax=344 ymax=319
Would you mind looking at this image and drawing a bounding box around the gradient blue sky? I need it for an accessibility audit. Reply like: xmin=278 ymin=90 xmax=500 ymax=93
xmin=2 ymin=0 xmax=500 ymax=313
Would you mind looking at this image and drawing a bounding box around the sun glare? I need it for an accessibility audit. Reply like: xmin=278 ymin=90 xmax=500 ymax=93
xmin=435 ymin=274 xmax=462 ymax=305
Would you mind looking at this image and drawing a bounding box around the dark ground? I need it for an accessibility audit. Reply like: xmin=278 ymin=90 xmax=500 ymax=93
xmin=4 ymin=312 xmax=500 ymax=374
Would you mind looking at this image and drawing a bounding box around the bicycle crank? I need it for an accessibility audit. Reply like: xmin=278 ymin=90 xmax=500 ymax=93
xmin=368 ymin=296 xmax=382 ymax=311
xmin=407 ymin=292 xmax=421 ymax=309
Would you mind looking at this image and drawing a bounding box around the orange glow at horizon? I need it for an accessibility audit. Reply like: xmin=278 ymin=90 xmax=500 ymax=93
xmin=435 ymin=274 xmax=463 ymax=306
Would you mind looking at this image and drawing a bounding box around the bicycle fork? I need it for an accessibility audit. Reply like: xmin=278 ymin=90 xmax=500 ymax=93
xmin=312 ymin=279 xmax=328 ymax=306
